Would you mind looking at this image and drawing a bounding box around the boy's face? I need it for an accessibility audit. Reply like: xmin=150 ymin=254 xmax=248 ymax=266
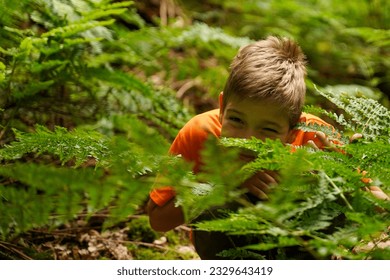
xmin=220 ymin=96 xmax=292 ymax=143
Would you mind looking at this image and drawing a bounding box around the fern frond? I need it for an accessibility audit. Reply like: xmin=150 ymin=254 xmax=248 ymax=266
xmin=0 ymin=125 xmax=109 ymax=167
xmin=315 ymin=85 xmax=390 ymax=140
xmin=79 ymin=6 xmax=131 ymax=23
xmin=295 ymin=120 xmax=348 ymax=143
xmin=194 ymin=212 xmax=266 ymax=234
xmin=42 ymin=19 xmax=115 ymax=38
xmin=192 ymin=130 xmax=389 ymax=259
xmin=0 ymin=61 xmax=7 ymax=83
xmin=0 ymin=163 xmax=101 ymax=235
xmin=344 ymin=137 xmax=390 ymax=186
xmin=12 ymin=80 xmax=55 ymax=100
xmin=345 ymin=27 xmax=390 ymax=47
xmin=88 ymin=68 xmax=191 ymax=138
xmin=174 ymin=137 xmax=246 ymax=221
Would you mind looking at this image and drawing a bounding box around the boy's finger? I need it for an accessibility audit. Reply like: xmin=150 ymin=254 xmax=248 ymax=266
xmin=368 ymin=186 xmax=390 ymax=201
xmin=350 ymin=133 xmax=363 ymax=143
xmin=306 ymin=140 xmax=319 ymax=150
xmin=263 ymin=170 xmax=280 ymax=183
xmin=315 ymin=131 xmax=340 ymax=152
xmin=247 ymin=183 xmax=269 ymax=200
xmin=256 ymin=171 xmax=278 ymax=186
xmin=315 ymin=131 xmax=330 ymax=146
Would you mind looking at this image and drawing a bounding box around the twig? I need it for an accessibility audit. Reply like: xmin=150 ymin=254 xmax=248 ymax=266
xmin=0 ymin=241 xmax=33 ymax=260
xmin=122 ymin=240 xmax=167 ymax=250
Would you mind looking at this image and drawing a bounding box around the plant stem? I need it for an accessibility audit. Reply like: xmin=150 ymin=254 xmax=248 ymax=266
xmin=323 ymin=172 xmax=354 ymax=211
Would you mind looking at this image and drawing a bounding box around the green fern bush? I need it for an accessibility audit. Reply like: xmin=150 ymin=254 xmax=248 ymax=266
xmin=0 ymin=0 xmax=251 ymax=243
xmin=0 ymin=0 xmax=191 ymax=238
xmin=178 ymin=89 xmax=390 ymax=260
xmin=0 ymin=0 xmax=389 ymax=260
xmin=0 ymin=0 xmax=191 ymax=142
xmin=0 ymin=120 xmax=159 ymax=236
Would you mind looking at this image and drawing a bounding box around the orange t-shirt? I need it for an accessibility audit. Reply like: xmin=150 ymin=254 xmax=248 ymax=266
xmin=150 ymin=109 xmax=338 ymax=206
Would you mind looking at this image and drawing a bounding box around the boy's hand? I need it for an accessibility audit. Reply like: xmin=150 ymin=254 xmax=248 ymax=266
xmin=365 ymin=186 xmax=389 ymax=201
xmin=240 ymin=170 xmax=278 ymax=200
xmin=306 ymin=131 xmax=341 ymax=151
xmin=237 ymin=150 xmax=278 ymax=200
xmin=348 ymin=134 xmax=389 ymax=201
xmin=306 ymin=132 xmax=363 ymax=151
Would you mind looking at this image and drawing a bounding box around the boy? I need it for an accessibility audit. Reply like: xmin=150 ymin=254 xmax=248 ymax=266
xmin=147 ymin=36 xmax=388 ymax=259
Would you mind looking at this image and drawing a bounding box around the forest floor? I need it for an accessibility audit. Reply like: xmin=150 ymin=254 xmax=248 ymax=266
xmin=0 ymin=213 xmax=200 ymax=260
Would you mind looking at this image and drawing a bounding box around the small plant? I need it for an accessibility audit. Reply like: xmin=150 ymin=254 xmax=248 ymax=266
xmin=0 ymin=0 xmax=388 ymax=260
xmin=127 ymin=216 xmax=158 ymax=243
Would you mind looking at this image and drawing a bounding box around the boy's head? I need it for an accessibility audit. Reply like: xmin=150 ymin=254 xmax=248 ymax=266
xmin=220 ymin=36 xmax=307 ymax=130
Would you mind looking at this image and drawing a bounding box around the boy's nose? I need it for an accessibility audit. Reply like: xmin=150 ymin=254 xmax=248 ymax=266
xmin=242 ymin=129 xmax=263 ymax=140
xmin=242 ymin=129 xmax=259 ymax=139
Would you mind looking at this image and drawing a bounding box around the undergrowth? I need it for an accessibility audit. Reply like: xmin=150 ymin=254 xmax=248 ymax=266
xmin=182 ymin=88 xmax=390 ymax=260
xmin=0 ymin=0 xmax=389 ymax=259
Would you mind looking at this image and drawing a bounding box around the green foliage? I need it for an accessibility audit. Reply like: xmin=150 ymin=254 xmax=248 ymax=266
xmin=0 ymin=0 xmax=190 ymax=142
xmin=174 ymin=137 xmax=246 ymax=221
xmin=179 ymin=0 xmax=390 ymax=104
xmin=0 ymin=0 xmax=192 ymax=242
xmin=0 ymin=124 xmax=170 ymax=237
xmin=0 ymin=125 xmax=108 ymax=166
xmin=183 ymin=96 xmax=390 ymax=260
xmin=0 ymin=163 xmax=100 ymax=235
xmin=305 ymin=86 xmax=390 ymax=141
xmin=0 ymin=0 xmax=389 ymax=260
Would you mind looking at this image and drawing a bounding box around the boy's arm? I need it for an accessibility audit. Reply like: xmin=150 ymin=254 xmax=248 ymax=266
xmin=147 ymin=198 xmax=185 ymax=232
xmin=147 ymin=110 xmax=222 ymax=231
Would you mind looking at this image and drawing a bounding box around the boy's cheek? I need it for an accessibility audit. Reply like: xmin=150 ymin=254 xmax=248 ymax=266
xmin=220 ymin=126 xmax=231 ymax=138
xmin=221 ymin=124 xmax=241 ymax=139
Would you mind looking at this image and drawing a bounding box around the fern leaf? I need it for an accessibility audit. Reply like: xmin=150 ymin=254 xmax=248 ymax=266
xmin=12 ymin=80 xmax=55 ymax=100
xmin=0 ymin=125 xmax=109 ymax=167
xmin=315 ymin=85 xmax=390 ymax=140
xmin=0 ymin=163 xmax=102 ymax=234
xmin=42 ymin=19 xmax=115 ymax=38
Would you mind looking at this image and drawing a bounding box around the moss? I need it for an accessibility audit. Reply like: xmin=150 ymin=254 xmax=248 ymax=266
xmin=127 ymin=216 xmax=158 ymax=243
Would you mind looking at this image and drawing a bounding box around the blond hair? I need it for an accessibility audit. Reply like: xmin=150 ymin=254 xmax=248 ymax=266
xmin=222 ymin=36 xmax=307 ymax=127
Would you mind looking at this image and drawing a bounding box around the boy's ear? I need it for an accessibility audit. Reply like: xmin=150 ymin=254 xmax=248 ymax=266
xmin=219 ymin=92 xmax=223 ymax=108
xmin=287 ymin=129 xmax=296 ymax=143
xmin=219 ymin=92 xmax=224 ymax=122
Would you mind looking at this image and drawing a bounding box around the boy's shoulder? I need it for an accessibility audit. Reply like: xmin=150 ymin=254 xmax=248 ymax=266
xmin=291 ymin=112 xmax=337 ymax=147
xmin=189 ymin=108 xmax=220 ymax=123
xmin=170 ymin=109 xmax=221 ymax=172
xmin=299 ymin=112 xmax=332 ymax=127
xmin=182 ymin=109 xmax=221 ymax=136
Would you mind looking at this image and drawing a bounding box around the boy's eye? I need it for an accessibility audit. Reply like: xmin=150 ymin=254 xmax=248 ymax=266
xmin=264 ymin=128 xmax=278 ymax=133
xmin=229 ymin=117 xmax=243 ymax=124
